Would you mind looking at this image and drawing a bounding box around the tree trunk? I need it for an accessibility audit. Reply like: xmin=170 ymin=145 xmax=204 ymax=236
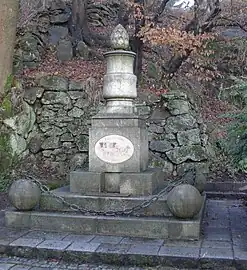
xmin=132 ymin=0 xmax=145 ymax=82
xmin=0 ymin=0 xmax=19 ymax=94
xmin=70 ymin=0 xmax=92 ymax=45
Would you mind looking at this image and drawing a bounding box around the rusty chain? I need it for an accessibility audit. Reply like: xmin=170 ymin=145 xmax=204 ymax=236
xmin=27 ymin=176 xmax=183 ymax=216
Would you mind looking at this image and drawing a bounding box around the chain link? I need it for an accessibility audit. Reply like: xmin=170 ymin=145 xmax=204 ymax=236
xmin=27 ymin=176 xmax=183 ymax=217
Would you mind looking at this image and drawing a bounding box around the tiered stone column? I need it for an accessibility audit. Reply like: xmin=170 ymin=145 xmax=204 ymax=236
xmin=70 ymin=24 xmax=164 ymax=195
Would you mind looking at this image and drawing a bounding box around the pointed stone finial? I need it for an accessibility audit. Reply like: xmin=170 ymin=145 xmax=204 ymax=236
xmin=110 ymin=24 xmax=129 ymax=50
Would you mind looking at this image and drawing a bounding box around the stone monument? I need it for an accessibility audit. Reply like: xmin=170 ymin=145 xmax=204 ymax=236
xmin=70 ymin=24 xmax=164 ymax=196
xmin=5 ymin=25 xmax=205 ymax=240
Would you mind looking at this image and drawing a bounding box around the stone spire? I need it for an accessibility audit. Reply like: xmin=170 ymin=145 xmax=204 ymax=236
xmin=110 ymin=24 xmax=129 ymax=50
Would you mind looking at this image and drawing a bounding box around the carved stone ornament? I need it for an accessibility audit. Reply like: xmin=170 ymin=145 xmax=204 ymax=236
xmin=110 ymin=24 xmax=129 ymax=50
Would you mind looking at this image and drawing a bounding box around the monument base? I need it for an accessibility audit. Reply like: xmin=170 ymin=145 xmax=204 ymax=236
xmin=4 ymin=190 xmax=206 ymax=240
xmin=69 ymin=168 xmax=165 ymax=196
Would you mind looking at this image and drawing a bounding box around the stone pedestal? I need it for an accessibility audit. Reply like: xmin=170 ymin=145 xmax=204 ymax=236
xmin=70 ymin=168 xmax=165 ymax=196
xmin=89 ymin=115 xmax=149 ymax=173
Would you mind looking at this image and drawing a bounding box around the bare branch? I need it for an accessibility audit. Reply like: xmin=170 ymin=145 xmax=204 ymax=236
xmin=153 ymin=0 xmax=170 ymax=24
xmin=216 ymin=17 xmax=247 ymax=32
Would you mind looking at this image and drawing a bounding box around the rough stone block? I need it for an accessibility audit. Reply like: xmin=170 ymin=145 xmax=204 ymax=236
xmin=70 ymin=171 xmax=104 ymax=194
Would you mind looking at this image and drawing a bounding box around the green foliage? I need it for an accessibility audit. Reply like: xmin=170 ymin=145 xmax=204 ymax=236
xmin=0 ymin=75 xmax=16 ymax=191
xmin=218 ymin=76 xmax=247 ymax=108
xmin=0 ymin=133 xmax=13 ymax=191
xmin=4 ymin=74 xmax=14 ymax=91
xmin=220 ymin=109 xmax=247 ymax=171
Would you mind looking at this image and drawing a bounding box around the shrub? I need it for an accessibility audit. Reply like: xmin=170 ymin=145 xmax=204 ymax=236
xmin=221 ymin=108 xmax=247 ymax=171
xmin=218 ymin=76 xmax=247 ymax=108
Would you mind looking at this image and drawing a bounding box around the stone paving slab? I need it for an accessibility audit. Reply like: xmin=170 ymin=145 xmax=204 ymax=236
xmin=0 ymin=199 xmax=247 ymax=269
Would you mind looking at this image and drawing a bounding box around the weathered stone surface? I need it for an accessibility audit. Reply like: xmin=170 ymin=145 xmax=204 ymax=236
xmin=163 ymin=133 xmax=176 ymax=140
xmin=201 ymin=134 xmax=208 ymax=146
xmin=57 ymin=39 xmax=73 ymax=61
xmin=162 ymin=160 xmax=174 ymax=174
xmin=177 ymin=162 xmax=209 ymax=176
xmin=24 ymin=87 xmax=44 ymax=104
xmin=162 ymin=91 xmax=188 ymax=101
xmin=41 ymin=136 xmax=60 ymax=149
xmin=19 ymin=33 xmax=39 ymax=52
xmin=74 ymin=98 xmax=90 ymax=108
xmin=167 ymin=184 xmax=203 ymax=218
xmin=60 ymin=133 xmax=74 ymax=142
xmin=22 ymin=50 xmax=40 ymax=62
xmin=68 ymin=107 xmax=84 ymax=118
xmin=44 ymin=126 xmax=65 ymax=137
xmin=69 ymin=80 xmax=85 ymax=91
xmin=148 ymin=123 xmax=164 ymax=134
xmin=165 ymin=114 xmax=197 ymax=133
xmin=9 ymin=133 xmax=27 ymax=156
xmin=28 ymin=136 xmax=43 ymax=154
xmin=4 ymin=102 xmax=36 ymax=138
xmin=39 ymin=76 xmax=68 ymax=91
xmin=8 ymin=179 xmax=41 ymax=210
xmin=40 ymin=107 xmax=56 ymax=118
xmin=149 ymin=140 xmax=173 ymax=152
xmin=166 ymin=145 xmax=208 ymax=164
xmin=177 ymin=129 xmax=201 ymax=146
xmin=77 ymin=41 xmax=89 ymax=59
xmin=39 ymin=122 xmax=51 ymax=132
xmin=167 ymin=100 xmax=190 ymax=115
xmin=69 ymin=153 xmax=88 ymax=170
xmin=49 ymin=26 xmax=68 ymax=45
xmin=50 ymin=12 xmax=70 ymax=24
xmin=41 ymin=92 xmax=71 ymax=109
xmin=75 ymin=135 xmax=89 ymax=151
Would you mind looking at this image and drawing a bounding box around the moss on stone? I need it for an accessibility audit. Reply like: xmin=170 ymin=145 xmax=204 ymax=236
xmin=0 ymin=133 xmax=14 ymax=191
xmin=1 ymin=95 xmax=13 ymax=118
xmin=0 ymin=133 xmax=12 ymax=169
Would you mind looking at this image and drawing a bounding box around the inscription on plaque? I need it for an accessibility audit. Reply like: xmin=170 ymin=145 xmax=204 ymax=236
xmin=95 ymin=135 xmax=134 ymax=164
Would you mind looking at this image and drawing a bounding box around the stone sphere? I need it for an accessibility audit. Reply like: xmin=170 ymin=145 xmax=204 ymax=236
xmin=8 ymin=179 xmax=41 ymax=211
xmin=167 ymin=184 xmax=203 ymax=219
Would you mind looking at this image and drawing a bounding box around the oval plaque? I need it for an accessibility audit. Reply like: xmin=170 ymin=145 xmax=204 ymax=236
xmin=95 ymin=135 xmax=134 ymax=164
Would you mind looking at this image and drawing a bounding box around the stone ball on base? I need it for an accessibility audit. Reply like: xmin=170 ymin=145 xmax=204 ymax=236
xmin=167 ymin=184 xmax=203 ymax=219
xmin=8 ymin=179 xmax=41 ymax=211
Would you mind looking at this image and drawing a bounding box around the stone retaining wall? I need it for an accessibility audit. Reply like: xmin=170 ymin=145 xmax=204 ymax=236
xmin=1 ymin=75 xmax=211 ymax=180
xmin=142 ymin=92 xmax=211 ymax=178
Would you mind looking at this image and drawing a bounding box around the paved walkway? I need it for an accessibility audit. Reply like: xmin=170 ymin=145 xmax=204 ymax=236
xmin=0 ymin=199 xmax=247 ymax=269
